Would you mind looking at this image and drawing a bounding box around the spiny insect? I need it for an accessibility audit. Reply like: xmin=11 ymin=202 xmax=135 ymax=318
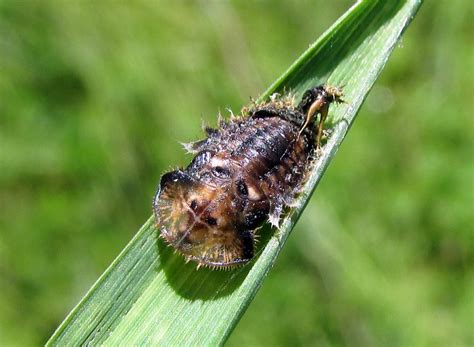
xmin=153 ymin=85 xmax=343 ymax=270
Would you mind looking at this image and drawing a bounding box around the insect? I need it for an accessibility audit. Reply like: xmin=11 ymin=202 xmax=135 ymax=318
xmin=153 ymin=85 xmax=343 ymax=269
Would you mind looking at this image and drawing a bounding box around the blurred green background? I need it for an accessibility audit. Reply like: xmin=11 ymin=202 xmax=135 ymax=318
xmin=0 ymin=1 xmax=472 ymax=346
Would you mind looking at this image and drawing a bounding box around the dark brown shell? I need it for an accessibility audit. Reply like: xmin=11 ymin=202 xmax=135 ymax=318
xmin=153 ymin=85 xmax=343 ymax=269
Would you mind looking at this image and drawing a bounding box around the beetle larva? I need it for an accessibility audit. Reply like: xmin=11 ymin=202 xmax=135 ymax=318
xmin=153 ymin=85 xmax=343 ymax=269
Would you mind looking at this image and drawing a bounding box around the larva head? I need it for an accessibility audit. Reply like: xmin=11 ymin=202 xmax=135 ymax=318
xmin=153 ymin=170 xmax=254 ymax=269
xmin=298 ymin=84 xmax=344 ymax=113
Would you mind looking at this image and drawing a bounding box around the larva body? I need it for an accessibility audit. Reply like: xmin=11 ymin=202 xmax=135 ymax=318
xmin=153 ymin=85 xmax=343 ymax=269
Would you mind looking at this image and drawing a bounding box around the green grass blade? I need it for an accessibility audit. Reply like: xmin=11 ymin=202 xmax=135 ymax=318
xmin=47 ymin=0 xmax=422 ymax=345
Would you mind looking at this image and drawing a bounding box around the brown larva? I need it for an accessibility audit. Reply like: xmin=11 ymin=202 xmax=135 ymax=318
xmin=153 ymin=85 xmax=343 ymax=269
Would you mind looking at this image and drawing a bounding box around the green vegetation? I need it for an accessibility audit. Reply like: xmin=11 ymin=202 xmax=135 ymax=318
xmin=45 ymin=0 xmax=422 ymax=344
xmin=0 ymin=1 xmax=472 ymax=346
